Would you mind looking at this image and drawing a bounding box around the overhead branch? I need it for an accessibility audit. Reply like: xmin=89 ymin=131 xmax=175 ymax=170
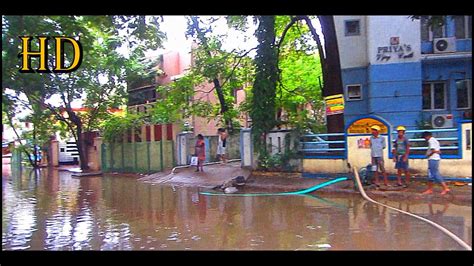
xmin=276 ymin=16 xmax=299 ymax=56
xmin=303 ymin=16 xmax=326 ymax=76
xmin=220 ymin=47 xmax=257 ymax=89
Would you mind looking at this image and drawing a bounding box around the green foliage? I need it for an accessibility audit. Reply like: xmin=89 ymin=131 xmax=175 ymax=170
xmin=101 ymin=112 xmax=144 ymax=143
xmin=3 ymin=16 xmax=164 ymax=169
xmin=275 ymin=16 xmax=324 ymax=131
xmin=149 ymin=16 xmax=255 ymax=129
xmin=257 ymin=134 xmax=301 ymax=172
xmin=251 ymin=16 xmax=279 ymax=153
xmin=410 ymin=15 xmax=448 ymax=28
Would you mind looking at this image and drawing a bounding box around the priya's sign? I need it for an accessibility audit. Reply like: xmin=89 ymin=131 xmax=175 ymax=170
xmin=376 ymin=36 xmax=414 ymax=62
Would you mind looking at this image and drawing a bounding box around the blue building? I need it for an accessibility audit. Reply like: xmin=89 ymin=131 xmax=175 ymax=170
xmin=335 ymin=16 xmax=472 ymax=130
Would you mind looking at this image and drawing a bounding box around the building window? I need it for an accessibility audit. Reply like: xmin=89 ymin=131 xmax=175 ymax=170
xmin=432 ymin=23 xmax=445 ymax=39
xmin=420 ymin=17 xmax=430 ymax=42
xmin=346 ymin=84 xmax=362 ymax=101
xmin=456 ymin=79 xmax=472 ymax=109
xmin=422 ymin=82 xmax=447 ymax=110
xmin=454 ymin=16 xmax=472 ymax=39
xmin=344 ymin=20 xmax=360 ymax=36
xmin=420 ymin=16 xmax=446 ymax=41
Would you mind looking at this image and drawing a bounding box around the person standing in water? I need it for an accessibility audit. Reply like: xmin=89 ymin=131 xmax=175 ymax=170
xmin=421 ymin=131 xmax=450 ymax=195
xmin=195 ymin=134 xmax=205 ymax=172
xmin=392 ymin=126 xmax=411 ymax=188
xmin=217 ymin=128 xmax=228 ymax=163
xmin=370 ymin=125 xmax=389 ymax=187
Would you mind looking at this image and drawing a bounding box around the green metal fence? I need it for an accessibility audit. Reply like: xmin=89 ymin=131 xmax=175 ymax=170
xmin=101 ymin=140 xmax=175 ymax=174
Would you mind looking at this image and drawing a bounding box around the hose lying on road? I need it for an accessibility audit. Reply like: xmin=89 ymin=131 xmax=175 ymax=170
xmin=353 ymin=166 xmax=472 ymax=251
xmin=199 ymin=177 xmax=348 ymax=196
xmin=171 ymin=159 xmax=241 ymax=174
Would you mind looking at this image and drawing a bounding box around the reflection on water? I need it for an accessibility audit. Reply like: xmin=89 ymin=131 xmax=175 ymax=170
xmin=2 ymin=166 xmax=472 ymax=250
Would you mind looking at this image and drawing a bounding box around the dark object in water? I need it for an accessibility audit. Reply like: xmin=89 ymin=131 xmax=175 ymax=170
xmin=357 ymin=164 xmax=374 ymax=187
xmin=213 ymin=176 xmax=246 ymax=190
xmin=235 ymin=176 xmax=246 ymax=186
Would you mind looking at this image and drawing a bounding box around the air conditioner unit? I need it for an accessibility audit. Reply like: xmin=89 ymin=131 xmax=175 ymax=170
xmin=432 ymin=114 xmax=454 ymax=128
xmin=433 ymin=37 xmax=456 ymax=53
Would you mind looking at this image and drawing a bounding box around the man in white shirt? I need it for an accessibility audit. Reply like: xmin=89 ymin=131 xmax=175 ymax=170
xmin=217 ymin=128 xmax=228 ymax=163
xmin=421 ymin=131 xmax=450 ymax=195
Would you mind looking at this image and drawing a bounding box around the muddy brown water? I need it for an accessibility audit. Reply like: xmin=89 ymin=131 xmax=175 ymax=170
xmin=2 ymin=166 xmax=471 ymax=250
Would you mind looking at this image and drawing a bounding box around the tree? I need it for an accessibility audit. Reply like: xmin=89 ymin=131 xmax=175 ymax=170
xmin=151 ymin=16 xmax=255 ymax=131
xmin=250 ymin=15 xmax=279 ymax=154
xmin=2 ymin=15 xmax=165 ymax=170
xmin=274 ymin=16 xmax=325 ymax=132
xmin=316 ymin=15 xmax=344 ymax=133
xmin=274 ymin=15 xmax=344 ymax=133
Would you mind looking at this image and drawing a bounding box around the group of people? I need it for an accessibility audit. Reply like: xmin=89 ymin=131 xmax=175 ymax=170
xmin=369 ymin=125 xmax=450 ymax=195
xmin=193 ymin=125 xmax=451 ymax=195
xmin=194 ymin=128 xmax=228 ymax=172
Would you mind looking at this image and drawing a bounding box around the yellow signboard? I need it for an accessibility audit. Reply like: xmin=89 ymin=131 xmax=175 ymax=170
xmin=324 ymin=94 xmax=344 ymax=116
xmin=347 ymin=118 xmax=388 ymax=134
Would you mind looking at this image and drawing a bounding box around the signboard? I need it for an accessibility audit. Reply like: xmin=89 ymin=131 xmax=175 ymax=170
xmin=376 ymin=37 xmax=413 ymax=62
xmin=324 ymin=94 xmax=344 ymax=116
xmin=347 ymin=118 xmax=388 ymax=134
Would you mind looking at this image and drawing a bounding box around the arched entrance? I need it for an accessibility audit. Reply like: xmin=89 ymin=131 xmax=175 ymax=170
xmin=345 ymin=115 xmax=392 ymax=169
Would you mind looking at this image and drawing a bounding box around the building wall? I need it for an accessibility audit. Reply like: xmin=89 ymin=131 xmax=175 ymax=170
xmin=367 ymin=62 xmax=423 ymax=129
xmin=337 ymin=15 xmax=472 ymax=131
xmin=367 ymin=16 xmax=421 ymax=66
xmin=342 ymin=66 xmax=369 ymax=120
xmin=162 ymin=51 xmax=181 ymax=81
xmin=334 ymin=16 xmax=368 ymax=69
xmin=421 ymin=58 xmax=472 ymax=124
xmin=302 ymin=159 xmax=349 ymax=174
xmin=191 ymin=82 xmax=221 ymax=136
xmin=157 ymin=50 xmax=249 ymax=137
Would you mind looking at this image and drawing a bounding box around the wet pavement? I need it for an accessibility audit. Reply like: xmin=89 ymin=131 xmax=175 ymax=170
xmin=245 ymin=172 xmax=473 ymax=205
xmin=2 ymin=164 xmax=471 ymax=250
xmin=139 ymin=161 xmax=251 ymax=188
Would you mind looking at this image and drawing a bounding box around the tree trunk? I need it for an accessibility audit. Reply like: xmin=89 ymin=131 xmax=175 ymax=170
xmin=318 ymin=15 xmax=345 ymax=134
xmin=32 ymin=125 xmax=38 ymax=168
xmin=76 ymin=127 xmax=89 ymax=171
xmin=68 ymin=110 xmax=90 ymax=171
xmin=8 ymin=116 xmax=36 ymax=168
xmin=251 ymin=15 xmax=278 ymax=152
xmin=190 ymin=16 xmax=231 ymax=129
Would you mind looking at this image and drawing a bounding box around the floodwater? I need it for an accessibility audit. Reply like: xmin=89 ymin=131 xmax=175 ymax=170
xmin=2 ymin=166 xmax=472 ymax=250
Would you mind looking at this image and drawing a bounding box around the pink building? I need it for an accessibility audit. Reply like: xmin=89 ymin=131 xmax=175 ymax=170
xmin=129 ymin=49 xmax=249 ymax=137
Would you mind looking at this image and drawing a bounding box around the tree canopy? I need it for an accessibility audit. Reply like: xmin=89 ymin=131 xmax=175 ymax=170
xmin=2 ymin=15 xmax=165 ymax=169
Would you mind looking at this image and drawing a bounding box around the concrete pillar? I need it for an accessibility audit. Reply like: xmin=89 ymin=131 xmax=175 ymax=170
xmin=176 ymin=132 xmax=194 ymax=165
xmin=50 ymin=140 xmax=59 ymax=167
xmin=240 ymin=128 xmax=253 ymax=168
xmin=88 ymin=137 xmax=103 ymax=171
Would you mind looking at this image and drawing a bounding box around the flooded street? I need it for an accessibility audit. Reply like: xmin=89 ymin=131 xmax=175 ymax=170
xmin=2 ymin=166 xmax=471 ymax=250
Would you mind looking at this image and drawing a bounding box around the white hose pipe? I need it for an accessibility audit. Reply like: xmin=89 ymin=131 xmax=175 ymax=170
xmin=353 ymin=166 xmax=471 ymax=251
xmin=171 ymin=159 xmax=241 ymax=174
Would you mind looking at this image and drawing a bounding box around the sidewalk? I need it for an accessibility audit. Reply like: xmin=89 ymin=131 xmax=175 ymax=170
xmin=242 ymin=171 xmax=472 ymax=205
xmin=137 ymin=166 xmax=471 ymax=205
xmin=140 ymin=161 xmax=251 ymax=189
